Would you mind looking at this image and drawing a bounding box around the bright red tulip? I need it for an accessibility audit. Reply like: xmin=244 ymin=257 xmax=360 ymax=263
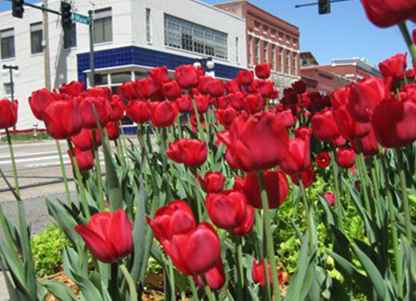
xmin=60 ymin=81 xmax=84 ymax=97
xmin=126 ymin=100 xmax=151 ymax=124
xmin=258 ymin=80 xmax=274 ymax=98
xmin=43 ymin=99 xmax=82 ymax=139
xmin=244 ymin=94 xmax=265 ymax=114
xmin=231 ymin=205 xmax=255 ymax=236
xmin=75 ymin=209 xmax=133 ymax=263
xmin=193 ymin=260 xmax=225 ymax=290
xmin=207 ymin=79 xmax=225 ymax=97
xmin=29 ymin=88 xmax=54 ymax=121
xmin=71 ymin=128 xmax=101 ymax=151
xmin=225 ymin=80 xmax=240 ymax=93
xmin=316 ymin=151 xmax=331 ymax=169
xmin=252 ymin=259 xmax=288 ymax=288
xmin=135 ymin=78 xmax=159 ymax=99
xmin=228 ymin=92 xmax=245 ymax=111
xmin=291 ymin=165 xmax=316 ymax=188
xmin=175 ymin=65 xmax=199 ymax=88
xmin=119 ymin=81 xmax=139 ymax=100
xmin=199 ymin=172 xmax=225 ymax=193
xmin=255 ymin=64 xmax=271 ymax=79
xmin=176 ymin=95 xmax=193 ymax=113
xmin=216 ymin=107 xmax=238 ymax=129
xmin=311 ymin=109 xmax=340 ymax=141
xmin=149 ymin=66 xmax=170 ymax=86
xmin=167 ymin=139 xmax=207 ymax=167
xmin=379 ymin=53 xmax=407 ymax=80
xmin=151 ymin=101 xmax=178 ymax=128
xmin=279 ymin=127 xmax=312 ymax=175
xmin=163 ymin=81 xmax=181 ymax=100
xmin=324 ymin=192 xmax=336 ymax=207
xmin=360 ymin=0 xmax=416 ymax=28
xmin=336 ymin=148 xmax=356 ymax=168
xmin=68 ymin=148 xmax=95 ymax=171
xmin=79 ymin=97 xmax=111 ymax=128
xmin=236 ymin=70 xmax=254 ymax=85
xmin=109 ymin=95 xmax=125 ymax=121
xmin=0 ymin=99 xmax=18 ymax=129
xmin=106 ymin=122 xmax=120 ymax=140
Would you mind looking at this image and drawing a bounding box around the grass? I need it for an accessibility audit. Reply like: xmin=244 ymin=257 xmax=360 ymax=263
xmin=0 ymin=132 xmax=50 ymax=143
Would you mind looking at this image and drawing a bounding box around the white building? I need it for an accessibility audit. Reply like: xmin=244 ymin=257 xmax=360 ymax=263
xmin=0 ymin=0 xmax=247 ymax=130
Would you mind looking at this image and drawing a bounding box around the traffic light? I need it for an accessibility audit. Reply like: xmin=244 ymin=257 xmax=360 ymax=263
xmin=12 ymin=0 xmax=24 ymax=18
xmin=61 ymin=2 xmax=72 ymax=30
xmin=319 ymin=0 xmax=331 ymax=14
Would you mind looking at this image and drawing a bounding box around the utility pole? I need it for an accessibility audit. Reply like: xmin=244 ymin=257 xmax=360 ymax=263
xmin=2 ymin=65 xmax=18 ymax=102
xmin=88 ymin=9 xmax=95 ymax=87
xmin=42 ymin=0 xmax=51 ymax=90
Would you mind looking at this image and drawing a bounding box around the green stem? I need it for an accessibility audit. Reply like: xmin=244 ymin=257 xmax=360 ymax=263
xmin=92 ymin=129 xmax=105 ymax=210
xmin=397 ymin=150 xmax=412 ymax=242
xmin=55 ymin=140 xmax=72 ymax=204
xmin=167 ymin=260 xmax=176 ymax=301
xmin=120 ymin=264 xmax=138 ymax=301
xmin=331 ymin=151 xmax=343 ymax=228
xmin=109 ymin=262 xmax=120 ymax=300
xmin=188 ymin=276 xmax=199 ymax=301
xmin=204 ymin=286 xmax=216 ymax=301
xmin=257 ymin=171 xmax=281 ymax=301
xmin=235 ymin=238 xmax=245 ymax=300
xmin=398 ymin=21 xmax=416 ymax=64
xmin=191 ymin=97 xmax=203 ymax=140
xmin=5 ymin=129 xmax=20 ymax=197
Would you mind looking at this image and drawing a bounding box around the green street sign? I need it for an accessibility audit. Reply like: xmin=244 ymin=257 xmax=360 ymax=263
xmin=71 ymin=13 xmax=90 ymax=25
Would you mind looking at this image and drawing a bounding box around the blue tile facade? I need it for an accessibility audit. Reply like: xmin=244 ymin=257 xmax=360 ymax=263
xmin=77 ymin=46 xmax=244 ymax=84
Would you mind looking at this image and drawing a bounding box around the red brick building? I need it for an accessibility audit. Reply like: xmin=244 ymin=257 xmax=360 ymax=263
xmin=215 ymin=0 xmax=301 ymax=90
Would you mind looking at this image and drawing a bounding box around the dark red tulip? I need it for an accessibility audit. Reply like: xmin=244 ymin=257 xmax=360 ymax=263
xmin=162 ymin=81 xmax=181 ymax=100
xmin=236 ymin=70 xmax=254 ymax=85
xmin=206 ymin=191 xmax=248 ymax=230
xmin=68 ymin=148 xmax=95 ymax=171
xmin=151 ymin=101 xmax=178 ymax=128
xmin=75 ymin=209 xmax=133 ymax=263
xmin=279 ymin=127 xmax=312 ymax=175
xmin=336 ymin=148 xmax=356 ymax=168
xmin=60 ymin=81 xmax=84 ymax=97
xmin=0 ymin=99 xmax=18 ymax=129
xmin=167 ymin=139 xmax=207 ymax=167
xmin=220 ymin=112 xmax=289 ymax=171
xmin=311 ymin=109 xmax=340 ymax=142
xmin=255 ymin=64 xmax=271 ymax=79
xmin=348 ymin=77 xmax=385 ymax=122
xmin=231 ymin=205 xmax=255 ymax=236
xmin=147 ymin=200 xmax=196 ymax=245
xmin=175 ymin=65 xmax=199 ymax=88
xmin=379 ymin=53 xmax=407 ymax=80
xmin=372 ymin=98 xmax=416 ymax=148
xmin=71 ymin=128 xmax=101 ymax=151
xmin=194 ymin=260 xmax=225 ymax=290
xmin=176 ymin=95 xmax=193 ymax=113
xmin=236 ymin=170 xmax=289 ymax=209
xmin=316 ymin=151 xmax=331 ymax=169
xmin=106 ymin=122 xmax=120 ymax=140
xmin=163 ymin=222 xmax=221 ymax=275
xmin=360 ymin=0 xmax=416 ymax=28
xmin=119 ymin=81 xmax=138 ymax=100
xmin=29 ymin=88 xmax=54 ymax=121
xmin=79 ymin=97 xmax=111 ymax=128
xmin=43 ymin=99 xmax=82 ymax=139
xmin=333 ymin=104 xmax=371 ymax=140
xmin=324 ymin=192 xmax=336 ymax=207
xmin=292 ymin=80 xmax=307 ymax=94
xmin=252 ymin=259 xmax=272 ymax=287
xmin=126 ymin=100 xmax=151 ymax=124
xmin=291 ymin=165 xmax=316 ymax=188
xmin=207 ymin=79 xmax=225 ymax=97
xmin=109 ymin=95 xmax=125 ymax=121
xmin=199 ymin=172 xmax=225 ymax=193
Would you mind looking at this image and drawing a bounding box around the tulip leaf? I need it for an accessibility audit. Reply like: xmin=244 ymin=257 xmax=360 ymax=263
xmin=351 ymin=242 xmax=390 ymax=300
xmin=41 ymin=280 xmax=77 ymax=301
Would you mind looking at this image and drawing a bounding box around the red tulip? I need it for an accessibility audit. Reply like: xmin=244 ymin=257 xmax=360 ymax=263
xmin=43 ymin=99 xmax=82 ymax=139
xmin=236 ymin=70 xmax=254 ymax=85
xmin=333 ymin=104 xmax=371 ymax=140
xmin=216 ymin=107 xmax=238 ymax=129
xmin=71 ymin=128 xmax=101 ymax=151
xmin=135 ymin=78 xmax=159 ymax=99
xmin=207 ymin=79 xmax=225 ymax=97
xmin=29 ymin=88 xmax=54 ymax=121
xmin=193 ymin=260 xmax=225 ymax=290
xmin=79 ymin=97 xmax=111 ymax=128
xmin=291 ymin=166 xmax=316 ymax=188
xmin=324 ymin=192 xmax=336 ymax=207
xmin=206 ymin=191 xmax=248 ymax=230
xmin=372 ymin=98 xmax=416 ymax=148
xmin=176 ymin=95 xmax=193 ymax=113
xmin=279 ymin=127 xmax=312 ymax=175
xmin=126 ymin=100 xmax=151 ymax=124
xmin=106 ymin=122 xmax=120 ymax=140
xmin=0 ymin=99 xmax=18 ymax=129
xmin=167 ymin=139 xmax=207 ymax=167
xmin=75 ymin=209 xmax=133 ymax=263
xmin=225 ymin=80 xmax=240 ymax=93
xmin=119 ymin=81 xmax=139 ymax=100
xmin=316 ymin=151 xmax=331 ymax=169
xmin=258 ymin=80 xmax=274 ymax=98
xmin=252 ymin=259 xmax=272 ymax=287
xmin=109 ymin=95 xmax=125 ymax=121
xmin=244 ymin=94 xmax=265 ymax=114
xmin=236 ymin=170 xmax=289 ymax=209
xmin=151 ymin=101 xmax=178 ymax=127
xmin=231 ymin=205 xmax=255 ymax=236
xmin=311 ymin=109 xmax=340 ymax=141
xmin=163 ymin=222 xmax=221 ymax=275
xmin=379 ymin=53 xmax=407 ymax=80
xmin=292 ymin=80 xmax=307 ymax=94
xmin=199 ymin=172 xmax=225 ymax=193
xmin=228 ymin=92 xmax=245 ymax=111
xmin=198 ymin=76 xmax=214 ymax=94
xmin=149 ymin=66 xmax=170 ymax=86
xmin=220 ymin=112 xmax=290 ymax=171
xmin=255 ymin=64 xmax=271 ymax=79
xmin=175 ymin=65 xmax=199 ymax=88
xmin=336 ymin=148 xmax=356 ymax=168
xmin=162 ymin=81 xmax=181 ymax=100
xmin=147 ymin=200 xmax=196 ymax=245
xmin=360 ymin=0 xmax=416 ymax=28
xmin=348 ymin=77 xmax=386 ymax=122
xmin=60 ymin=81 xmax=84 ymax=97
xmin=84 ymin=87 xmax=111 ymax=99
xmin=68 ymin=148 xmax=95 ymax=171
xmin=194 ymin=94 xmax=210 ymax=114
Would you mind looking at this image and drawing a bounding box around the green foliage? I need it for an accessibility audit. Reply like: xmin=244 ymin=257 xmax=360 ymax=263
xmin=31 ymin=224 xmax=70 ymax=278
xmin=0 ymin=132 xmax=50 ymax=143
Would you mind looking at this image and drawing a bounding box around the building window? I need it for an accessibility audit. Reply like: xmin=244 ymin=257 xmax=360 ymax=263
xmin=0 ymin=28 xmax=15 ymax=59
xmin=235 ymin=37 xmax=239 ymax=64
xmin=164 ymin=14 xmax=228 ymax=59
xmin=3 ymin=83 xmax=11 ymax=95
xmin=263 ymin=41 xmax=268 ymax=64
xmin=94 ymin=8 xmax=112 ymax=44
xmin=30 ymin=22 xmax=43 ymax=54
xmin=280 ymin=48 xmax=284 ymax=73
xmin=146 ymin=8 xmax=152 ymax=44
xmin=64 ymin=23 xmax=77 ymax=49
xmin=247 ymin=36 xmax=252 ymax=65
xmin=111 ymin=72 xmax=132 ymax=85
xmin=255 ymin=38 xmax=260 ymax=64
xmin=271 ymin=45 xmax=276 ymax=70
xmin=286 ymin=51 xmax=291 ymax=75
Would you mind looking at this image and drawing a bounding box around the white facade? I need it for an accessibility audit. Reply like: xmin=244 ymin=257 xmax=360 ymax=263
xmin=0 ymin=0 xmax=246 ymax=130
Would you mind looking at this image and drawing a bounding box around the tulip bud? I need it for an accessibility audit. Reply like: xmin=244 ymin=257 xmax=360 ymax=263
xmin=0 ymin=99 xmax=18 ymax=129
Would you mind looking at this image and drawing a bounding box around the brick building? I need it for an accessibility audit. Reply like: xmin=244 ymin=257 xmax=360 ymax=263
xmin=215 ymin=0 xmax=301 ymax=90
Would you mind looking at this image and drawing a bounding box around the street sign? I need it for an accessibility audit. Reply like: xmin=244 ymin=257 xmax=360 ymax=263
xmin=72 ymin=12 xmax=90 ymax=25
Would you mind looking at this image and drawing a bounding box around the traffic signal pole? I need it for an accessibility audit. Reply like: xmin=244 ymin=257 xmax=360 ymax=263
xmin=42 ymin=0 xmax=51 ymax=90
xmin=88 ymin=10 xmax=95 ymax=87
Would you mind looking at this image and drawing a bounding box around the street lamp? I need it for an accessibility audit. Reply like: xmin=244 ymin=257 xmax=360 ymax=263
xmin=193 ymin=57 xmax=216 ymax=78
xmin=2 ymin=65 xmax=18 ymax=102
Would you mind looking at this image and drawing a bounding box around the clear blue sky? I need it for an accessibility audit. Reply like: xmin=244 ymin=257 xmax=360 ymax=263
xmin=0 ymin=0 xmax=410 ymax=66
